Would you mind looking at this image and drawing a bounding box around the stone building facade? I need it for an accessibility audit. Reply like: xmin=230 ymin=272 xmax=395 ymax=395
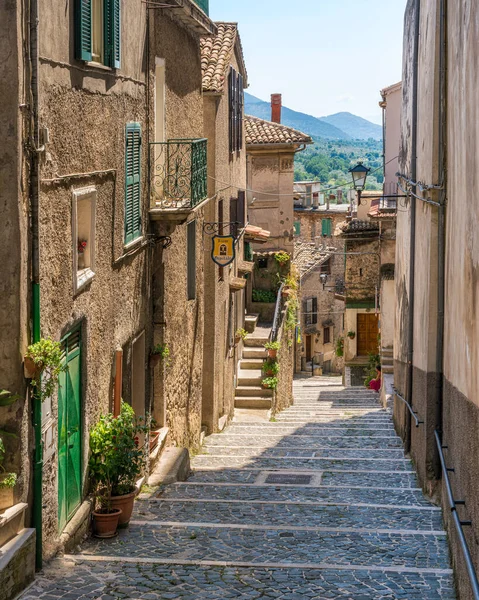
xmin=394 ymin=2 xmax=479 ymax=597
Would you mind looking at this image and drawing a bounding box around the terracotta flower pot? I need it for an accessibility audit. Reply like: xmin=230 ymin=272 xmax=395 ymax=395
xmin=267 ymin=349 xmax=278 ymax=359
xmin=149 ymin=354 xmax=161 ymax=368
xmin=92 ymin=508 xmax=122 ymax=538
xmin=234 ymin=336 xmax=242 ymax=345
xmin=149 ymin=431 xmax=160 ymax=452
xmin=110 ymin=490 xmax=136 ymax=528
xmin=24 ymin=356 xmax=41 ymax=379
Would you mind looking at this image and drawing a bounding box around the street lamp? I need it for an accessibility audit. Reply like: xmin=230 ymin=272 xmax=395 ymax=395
xmin=349 ymin=162 xmax=370 ymax=208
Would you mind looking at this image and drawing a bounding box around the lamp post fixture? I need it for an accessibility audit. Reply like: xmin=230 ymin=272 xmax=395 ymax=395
xmin=349 ymin=162 xmax=370 ymax=209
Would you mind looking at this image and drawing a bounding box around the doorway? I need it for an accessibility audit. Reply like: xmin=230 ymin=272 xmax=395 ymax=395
xmin=305 ymin=335 xmax=312 ymax=361
xmin=58 ymin=327 xmax=82 ymax=533
xmin=357 ymin=313 xmax=379 ymax=356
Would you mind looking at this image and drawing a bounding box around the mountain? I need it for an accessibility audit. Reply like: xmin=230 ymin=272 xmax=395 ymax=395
xmin=244 ymin=93 xmax=382 ymax=141
xmin=244 ymin=93 xmax=350 ymax=141
xmin=320 ymin=112 xmax=382 ymax=141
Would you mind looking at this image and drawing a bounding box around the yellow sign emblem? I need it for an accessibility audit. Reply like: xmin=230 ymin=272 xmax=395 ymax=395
xmin=212 ymin=235 xmax=235 ymax=267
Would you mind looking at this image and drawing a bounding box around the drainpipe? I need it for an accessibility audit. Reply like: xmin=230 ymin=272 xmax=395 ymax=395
xmin=30 ymin=0 xmax=42 ymax=569
xmin=435 ymin=0 xmax=447 ymax=471
xmin=405 ymin=0 xmax=421 ymax=453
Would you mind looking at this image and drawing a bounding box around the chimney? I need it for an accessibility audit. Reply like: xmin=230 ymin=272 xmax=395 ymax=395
xmin=271 ymin=94 xmax=282 ymax=123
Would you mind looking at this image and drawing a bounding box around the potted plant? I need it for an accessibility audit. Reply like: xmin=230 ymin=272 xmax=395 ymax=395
xmin=274 ymin=251 xmax=290 ymax=267
xmin=262 ymin=359 xmax=280 ymax=377
xmin=264 ymin=341 xmax=280 ymax=359
xmin=24 ymin=338 xmax=66 ymax=401
xmin=0 ymin=436 xmax=17 ymax=511
xmin=262 ymin=376 xmax=278 ymax=390
xmin=150 ymin=343 xmax=170 ymax=368
xmin=234 ymin=328 xmax=248 ymax=345
xmin=335 ymin=336 xmax=344 ymax=358
xmin=347 ymin=331 xmax=356 ymax=339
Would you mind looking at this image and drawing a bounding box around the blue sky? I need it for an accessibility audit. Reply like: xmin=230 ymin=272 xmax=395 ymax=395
xmin=210 ymin=0 xmax=407 ymax=124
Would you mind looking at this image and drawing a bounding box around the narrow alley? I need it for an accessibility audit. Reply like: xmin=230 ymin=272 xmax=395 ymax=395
xmin=21 ymin=378 xmax=455 ymax=599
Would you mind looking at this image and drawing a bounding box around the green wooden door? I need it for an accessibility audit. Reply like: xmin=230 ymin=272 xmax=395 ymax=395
xmin=58 ymin=328 xmax=82 ymax=532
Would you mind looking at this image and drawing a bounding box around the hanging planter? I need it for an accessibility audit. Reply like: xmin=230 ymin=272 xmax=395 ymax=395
xmin=347 ymin=331 xmax=356 ymax=340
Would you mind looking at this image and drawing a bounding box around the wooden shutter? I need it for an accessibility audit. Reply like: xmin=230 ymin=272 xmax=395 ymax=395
xmin=230 ymin=197 xmax=238 ymax=229
xmin=324 ymin=327 xmax=331 ymax=344
xmin=104 ymin=0 xmax=121 ymax=68
xmin=312 ymin=297 xmax=318 ymax=324
xmin=237 ymin=190 xmax=245 ymax=227
xmin=228 ymin=68 xmax=234 ymax=154
xmin=75 ymin=0 xmax=92 ymax=61
xmin=125 ymin=123 xmax=142 ymax=245
xmin=187 ymin=220 xmax=196 ymax=300
xmin=322 ymin=218 xmax=332 ymax=237
xmin=237 ymin=73 xmax=243 ymax=151
xmin=294 ymin=221 xmax=301 ymax=236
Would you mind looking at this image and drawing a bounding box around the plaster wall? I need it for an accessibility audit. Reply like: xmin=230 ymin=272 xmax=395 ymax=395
xmin=380 ymin=279 xmax=395 ymax=350
xmin=345 ymin=238 xmax=380 ymax=303
xmin=383 ymin=83 xmax=402 ymax=193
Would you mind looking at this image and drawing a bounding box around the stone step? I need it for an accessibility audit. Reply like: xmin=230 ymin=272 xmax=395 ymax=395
xmin=234 ymin=397 xmax=272 ymax=410
xmin=133 ymin=498 xmax=443 ymax=532
xmin=244 ymin=336 xmax=269 ymax=347
xmin=235 ymin=386 xmax=273 ymax=397
xmin=237 ymin=370 xmax=263 ymax=386
xmin=78 ymin=523 xmax=450 ymax=571
xmin=382 ymin=366 xmax=394 ymax=374
xmin=191 ymin=455 xmax=413 ymax=472
xmin=205 ymin=434 xmax=403 ymax=449
xmin=242 ymin=347 xmax=268 ymax=359
xmin=202 ymin=446 xmax=405 ymax=459
xmin=240 ymin=358 xmax=265 ymax=370
xmin=244 ymin=313 xmax=259 ymax=333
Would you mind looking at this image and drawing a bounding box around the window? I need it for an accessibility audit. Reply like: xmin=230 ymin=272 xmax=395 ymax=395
xmin=229 ymin=191 xmax=247 ymax=231
xmin=229 ymin=67 xmax=244 ymax=153
xmin=304 ymin=297 xmax=318 ymax=326
xmin=257 ymin=257 xmax=268 ymax=269
xmin=320 ymin=258 xmax=331 ymax=275
xmin=72 ymin=186 xmax=96 ymax=293
xmin=75 ymin=0 xmax=121 ymax=68
xmin=294 ymin=221 xmax=301 ymax=237
xmin=187 ymin=220 xmax=196 ymax=300
xmin=322 ymin=218 xmax=332 ymax=237
xmin=125 ymin=122 xmax=142 ymax=245
xmin=305 ymin=185 xmax=312 ymax=207
xmin=323 ymin=327 xmax=331 ymax=344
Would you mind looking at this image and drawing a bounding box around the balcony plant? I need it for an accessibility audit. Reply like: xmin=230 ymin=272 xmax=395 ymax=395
xmin=25 ymin=338 xmax=66 ymax=402
xmin=150 ymin=343 xmax=170 ymax=368
xmin=234 ymin=328 xmax=248 ymax=345
xmin=89 ymin=402 xmax=148 ymax=534
xmin=264 ymin=341 xmax=280 ymax=360
xmin=261 ymin=376 xmax=278 ymax=390
xmin=274 ymin=251 xmax=290 ymax=267
xmin=252 ymin=289 xmax=277 ymax=303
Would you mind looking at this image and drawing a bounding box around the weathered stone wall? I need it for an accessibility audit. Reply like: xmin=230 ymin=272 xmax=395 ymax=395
xmin=345 ymin=238 xmax=380 ymax=302
xmin=294 ymin=210 xmax=347 ymax=249
xmin=273 ymin=307 xmax=294 ymax=415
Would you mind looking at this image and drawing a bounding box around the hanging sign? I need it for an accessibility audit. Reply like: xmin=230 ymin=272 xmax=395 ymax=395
xmin=211 ymin=235 xmax=235 ymax=267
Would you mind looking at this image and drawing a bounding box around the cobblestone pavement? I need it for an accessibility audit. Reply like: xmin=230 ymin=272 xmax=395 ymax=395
xmin=22 ymin=378 xmax=456 ymax=599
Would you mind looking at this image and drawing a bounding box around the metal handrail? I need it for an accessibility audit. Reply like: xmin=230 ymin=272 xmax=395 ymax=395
xmin=270 ymin=283 xmax=284 ymax=342
xmin=434 ymin=430 xmax=479 ymax=600
xmin=393 ymin=387 xmax=424 ymax=427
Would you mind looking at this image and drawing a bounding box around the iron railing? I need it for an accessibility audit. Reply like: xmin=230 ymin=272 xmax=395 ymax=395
xmin=192 ymin=0 xmax=209 ymax=15
xmin=393 ymin=387 xmax=424 ymax=427
xmin=435 ymin=431 xmax=479 ymax=600
xmin=150 ymin=139 xmax=207 ymax=209
xmin=270 ymin=283 xmax=284 ymax=342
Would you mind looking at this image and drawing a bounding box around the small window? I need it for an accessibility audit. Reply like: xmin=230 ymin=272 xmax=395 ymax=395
xmin=187 ymin=220 xmax=196 ymax=300
xmin=324 ymin=327 xmax=331 ymax=344
xmin=124 ymin=122 xmax=142 ymax=245
xmin=229 ymin=67 xmax=244 ymax=153
xmin=322 ymin=218 xmax=332 ymax=237
xmin=257 ymin=257 xmax=268 ymax=269
xmin=72 ymin=187 xmax=97 ymax=293
xmin=294 ymin=222 xmax=301 ymax=237
xmin=320 ymin=259 xmax=331 ymax=275
xmin=304 ymin=297 xmax=318 ymax=326
xmin=359 ymin=268 xmax=363 ymax=277
xmin=75 ymin=0 xmax=121 ymax=68
xmin=305 ymin=185 xmax=312 ymax=207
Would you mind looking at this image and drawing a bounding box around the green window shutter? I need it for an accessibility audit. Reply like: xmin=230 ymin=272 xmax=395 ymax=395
xmin=125 ymin=123 xmax=142 ymax=245
xmin=322 ymin=218 xmax=332 ymax=237
xmin=294 ymin=221 xmax=301 ymax=236
xmin=104 ymin=0 xmax=121 ymax=68
xmin=75 ymin=0 xmax=92 ymax=62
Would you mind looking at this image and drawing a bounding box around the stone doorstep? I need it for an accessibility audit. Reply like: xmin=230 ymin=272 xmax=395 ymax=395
xmin=0 ymin=528 xmax=35 ymax=600
xmin=235 ymin=386 xmax=273 ymax=397
xmin=147 ymin=447 xmax=191 ymax=489
xmin=234 ymin=397 xmax=273 ymax=410
xmin=0 ymin=503 xmax=27 ymax=548
xmin=148 ymin=427 xmax=169 ymax=468
xmin=244 ymin=314 xmax=259 ymax=334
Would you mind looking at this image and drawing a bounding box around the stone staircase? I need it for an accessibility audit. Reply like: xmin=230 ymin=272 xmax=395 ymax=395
xmin=381 ymin=346 xmax=394 ymax=375
xmin=235 ymin=320 xmax=273 ymax=410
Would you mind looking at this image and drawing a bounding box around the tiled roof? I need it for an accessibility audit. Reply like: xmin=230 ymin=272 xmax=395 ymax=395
xmin=339 ymin=219 xmax=380 ymax=234
xmin=293 ymin=240 xmax=333 ymax=278
xmin=368 ymin=198 xmax=397 ymax=219
xmin=245 ymin=224 xmax=270 ymax=243
xmin=245 ymin=116 xmax=313 ymax=146
xmin=200 ymin=23 xmax=247 ymax=93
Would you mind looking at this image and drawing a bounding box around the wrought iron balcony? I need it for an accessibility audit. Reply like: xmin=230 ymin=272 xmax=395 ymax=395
xmin=150 ymin=139 xmax=208 ymax=211
xmin=193 ymin=0 xmax=209 ymax=14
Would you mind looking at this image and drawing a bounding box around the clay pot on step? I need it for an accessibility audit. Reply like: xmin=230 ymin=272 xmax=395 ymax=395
xmin=267 ymin=349 xmax=278 ymax=359
xmin=92 ymin=508 xmax=122 ymax=538
xmin=110 ymin=490 xmax=137 ymax=528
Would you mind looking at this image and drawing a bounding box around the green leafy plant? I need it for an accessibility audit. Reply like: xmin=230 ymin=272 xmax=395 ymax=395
xmin=0 ymin=438 xmax=17 ymax=489
xmin=235 ymin=328 xmax=248 ymax=342
xmin=335 ymin=336 xmax=344 ymax=357
xmin=252 ymin=289 xmax=277 ymax=303
xmin=364 ymin=351 xmax=381 ymax=388
xmin=262 ymin=359 xmax=280 ymax=376
xmin=262 ymin=376 xmax=278 ymax=390
xmin=274 ymin=251 xmax=290 ymax=266
xmin=89 ymin=402 xmax=149 ymax=511
xmin=0 ymin=390 xmax=22 ymax=407
xmin=347 ymin=330 xmax=356 ymax=339
xmin=264 ymin=341 xmax=280 ymax=351
xmin=25 ymin=338 xmax=66 ymax=401
xmin=152 ymin=344 xmax=170 ymax=366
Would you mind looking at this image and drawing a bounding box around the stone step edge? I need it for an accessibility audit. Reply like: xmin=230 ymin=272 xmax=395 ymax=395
xmin=128 ymin=520 xmax=446 ymax=537
xmin=173 ymin=482 xmax=424 ymax=492
xmin=63 ymin=554 xmax=453 ymax=576
xmin=197 ymin=454 xmax=411 ymax=462
xmin=192 ymin=466 xmax=416 ymax=474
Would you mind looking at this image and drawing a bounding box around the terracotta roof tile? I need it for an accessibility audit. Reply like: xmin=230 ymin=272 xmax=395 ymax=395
xmin=245 ymin=115 xmax=313 ymax=146
xmin=293 ymin=240 xmax=333 ymax=278
xmin=339 ymin=219 xmax=379 ymax=234
xmin=200 ymin=23 xmax=247 ymax=93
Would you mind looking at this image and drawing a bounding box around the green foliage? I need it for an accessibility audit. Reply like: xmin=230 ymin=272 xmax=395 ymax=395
xmin=262 ymin=359 xmax=280 ymax=376
xmin=0 ymin=438 xmax=17 ymax=489
xmin=294 ymin=138 xmax=383 ymax=191
xmin=264 ymin=341 xmax=280 ymax=351
xmin=347 ymin=331 xmax=356 ymax=339
xmin=364 ymin=351 xmax=381 ymax=388
xmin=0 ymin=390 xmax=22 ymax=407
xmin=262 ymin=376 xmax=278 ymax=390
xmin=235 ymin=328 xmax=248 ymax=342
xmin=252 ymin=289 xmax=277 ymax=303
xmin=152 ymin=344 xmax=170 ymax=365
xmin=274 ymin=251 xmax=290 ymax=266
xmin=26 ymin=338 xmax=66 ymax=402
xmin=89 ymin=402 xmax=149 ymax=510
xmin=335 ymin=336 xmax=344 ymax=357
